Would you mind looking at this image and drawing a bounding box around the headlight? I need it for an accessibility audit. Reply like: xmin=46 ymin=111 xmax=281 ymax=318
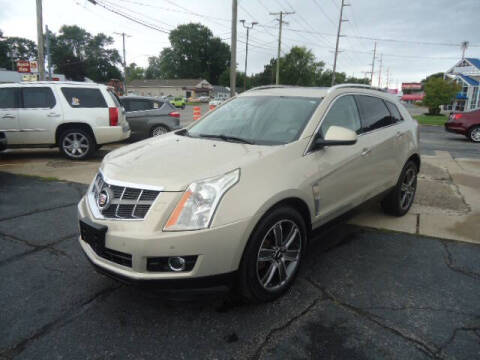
xmin=164 ymin=169 xmax=240 ymax=231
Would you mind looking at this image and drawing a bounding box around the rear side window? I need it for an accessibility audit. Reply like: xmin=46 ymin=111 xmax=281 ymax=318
xmin=0 ymin=88 xmax=18 ymax=109
xmin=22 ymin=87 xmax=56 ymax=108
xmin=128 ymin=99 xmax=153 ymax=111
xmin=61 ymin=88 xmax=107 ymax=108
xmin=355 ymin=95 xmax=393 ymax=132
xmin=320 ymin=95 xmax=361 ymax=137
xmin=385 ymin=101 xmax=403 ymax=123
xmin=107 ymin=89 xmax=122 ymax=108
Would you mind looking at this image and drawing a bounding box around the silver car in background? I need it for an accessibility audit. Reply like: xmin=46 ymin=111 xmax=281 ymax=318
xmin=120 ymin=96 xmax=181 ymax=138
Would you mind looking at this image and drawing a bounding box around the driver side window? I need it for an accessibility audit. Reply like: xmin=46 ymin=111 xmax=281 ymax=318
xmin=320 ymin=95 xmax=361 ymax=138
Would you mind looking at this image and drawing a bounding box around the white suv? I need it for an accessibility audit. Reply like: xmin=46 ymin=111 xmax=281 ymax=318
xmin=0 ymin=82 xmax=130 ymax=160
xmin=78 ymin=84 xmax=420 ymax=302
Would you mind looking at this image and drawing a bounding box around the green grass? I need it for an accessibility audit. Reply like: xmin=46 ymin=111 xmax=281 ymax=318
xmin=413 ymin=114 xmax=448 ymax=126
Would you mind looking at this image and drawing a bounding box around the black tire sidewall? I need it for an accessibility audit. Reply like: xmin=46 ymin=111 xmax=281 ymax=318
xmin=239 ymin=206 xmax=307 ymax=303
xmin=59 ymin=129 xmax=94 ymax=160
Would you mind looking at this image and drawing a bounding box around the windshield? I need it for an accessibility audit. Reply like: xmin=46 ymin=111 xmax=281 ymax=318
xmin=188 ymin=96 xmax=321 ymax=145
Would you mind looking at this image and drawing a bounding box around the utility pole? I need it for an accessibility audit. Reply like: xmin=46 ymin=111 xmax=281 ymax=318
xmin=369 ymin=41 xmax=376 ymax=86
xmin=114 ymin=32 xmax=130 ymax=95
xmin=230 ymin=0 xmax=238 ymax=97
xmin=331 ymin=0 xmax=349 ymax=86
xmin=377 ymin=54 xmax=383 ymax=88
xmin=461 ymin=41 xmax=469 ymax=60
xmin=239 ymin=20 xmax=257 ymax=92
xmin=36 ymin=0 xmax=45 ymax=81
xmin=45 ymin=25 xmax=52 ymax=80
xmin=270 ymin=11 xmax=294 ymax=85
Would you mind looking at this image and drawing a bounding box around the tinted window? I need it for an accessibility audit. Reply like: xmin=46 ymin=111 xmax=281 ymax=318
xmin=61 ymin=88 xmax=107 ymax=108
xmin=0 ymin=88 xmax=18 ymax=109
xmin=385 ymin=101 xmax=403 ymax=123
xmin=22 ymin=87 xmax=56 ymax=108
xmin=128 ymin=100 xmax=153 ymax=111
xmin=320 ymin=95 xmax=361 ymax=137
xmin=152 ymin=101 xmax=163 ymax=109
xmin=355 ymin=95 xmax=393 ymax=132
xmin=189 ymin=96 xmax=320 ymax=145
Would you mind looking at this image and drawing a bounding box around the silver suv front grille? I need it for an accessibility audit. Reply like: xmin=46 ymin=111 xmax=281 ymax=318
xmin=89 ymin=172 xmax=160 ymax=220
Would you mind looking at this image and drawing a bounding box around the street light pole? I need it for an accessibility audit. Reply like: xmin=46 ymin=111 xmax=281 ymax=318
xmin=230 ymin=0 xmax=238 ymax=97
xmin=239 ymin=20 xmax=257 ymax=92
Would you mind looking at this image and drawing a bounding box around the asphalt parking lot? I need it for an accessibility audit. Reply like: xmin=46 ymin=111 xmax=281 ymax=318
xmin=420 ymin=125 xmax=480 ymax=159
xmin=1 ymin=172 xmax=480 ymax=359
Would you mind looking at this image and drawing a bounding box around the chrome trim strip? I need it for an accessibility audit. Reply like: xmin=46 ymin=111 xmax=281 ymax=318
xmin=0 ymin=129 xmax=47 ymax=132
xmin=99 ymin=168 xmax=164 ymax=192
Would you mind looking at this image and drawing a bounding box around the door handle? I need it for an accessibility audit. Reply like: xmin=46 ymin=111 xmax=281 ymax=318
xmin=2 ymin=114 xmax=15 ymax=119
xmin=361 ymin=148 xmax=371 ymax=156
xmin=47 ymin=113 xmax=61 ymax=118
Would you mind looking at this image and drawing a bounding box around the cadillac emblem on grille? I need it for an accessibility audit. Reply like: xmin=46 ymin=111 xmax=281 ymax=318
xmin=96 ymin=186 xmax=113 ymax=212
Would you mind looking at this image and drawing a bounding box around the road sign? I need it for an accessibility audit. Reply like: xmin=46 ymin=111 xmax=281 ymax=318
xmin=29 ymin=60 xmax=38 ymax=73
xmin=17 ymin=60 xmax=30 ymax=73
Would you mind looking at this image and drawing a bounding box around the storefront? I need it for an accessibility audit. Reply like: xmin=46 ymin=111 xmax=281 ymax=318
xmin=445 ymin=58 xmax=480 ymax=112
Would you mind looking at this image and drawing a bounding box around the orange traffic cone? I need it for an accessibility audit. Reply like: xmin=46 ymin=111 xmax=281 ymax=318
xmin=193 ymin=106 xmax=201 ymax=121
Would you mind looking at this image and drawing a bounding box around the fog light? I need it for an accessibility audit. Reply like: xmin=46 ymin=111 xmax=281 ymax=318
xmin=168 ymin=256 xmax=186 ymax=272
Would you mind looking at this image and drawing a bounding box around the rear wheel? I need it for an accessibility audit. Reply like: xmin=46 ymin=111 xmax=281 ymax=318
xmin=150 ymin=125 xmax=169 ymax=137
xmin=381 ymin=160 xmax=418 ymax=216
xmin=59 ymin=129 xmax=95 ymax=160
xmin=467 ymin=126 xmax=480 ymax=142
xmin=237 ymin=206 xmax=306 ymax=303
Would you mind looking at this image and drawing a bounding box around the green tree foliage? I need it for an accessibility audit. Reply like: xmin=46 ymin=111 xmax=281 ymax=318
xmin=50 ymin=25 xmax=121 ymax=82
xmin=0 ymin=29 xmax=38 ymax=71
xmin=146 ymin=23 xmax=230 ymax=84
xmin=126 ymin=62 xmax=144 ymax=82
xmin=423 ymin=77 xmax=460 ymax=115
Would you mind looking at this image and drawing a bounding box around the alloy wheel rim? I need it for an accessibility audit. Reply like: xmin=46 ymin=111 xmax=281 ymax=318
xmin=62 ymin=133 xmax=89 ymax=158
xmin=400 ymin=167 xmax=416 ymax=210
xmin=152 ymin=127 xmax=167 ymax=136
xmin=256 ymin=219 xmax=302 ymax=291
xmin=471 ymin=128 xmax=480 ymax=142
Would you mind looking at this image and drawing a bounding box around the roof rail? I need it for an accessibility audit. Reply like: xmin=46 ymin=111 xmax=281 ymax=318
xmin=328 ymin=83 xmax=386 ymax=93
xmin=247 ymin=85 xmax=295 ymax=91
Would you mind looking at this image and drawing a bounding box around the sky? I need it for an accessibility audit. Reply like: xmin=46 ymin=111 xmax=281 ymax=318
xmin=1 ymin=0 xmax=479 ymax=89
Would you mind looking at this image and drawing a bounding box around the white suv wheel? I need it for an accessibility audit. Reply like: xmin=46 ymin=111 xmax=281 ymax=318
xmin=60 ymin=130 xmax=94 ymax=160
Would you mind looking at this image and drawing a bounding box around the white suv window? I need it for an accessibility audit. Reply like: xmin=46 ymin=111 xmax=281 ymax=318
xmin=320 ymin=95 xmax=361 ymax=137
xmin=61 ymin=87 xmax=107 ymax=108
xmin=22 ymin=87 xmax=56 ymax=108
xmin=0 ymin=88 xmax=18 ymax=108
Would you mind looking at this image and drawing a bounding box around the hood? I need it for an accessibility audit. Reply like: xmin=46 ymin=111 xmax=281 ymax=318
xmin=101 ymin=133 xmax=279 ymax=191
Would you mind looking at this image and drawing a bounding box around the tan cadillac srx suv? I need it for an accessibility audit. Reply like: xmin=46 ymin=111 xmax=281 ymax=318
xmin=78 ymin=84 xmax=420 ymax=302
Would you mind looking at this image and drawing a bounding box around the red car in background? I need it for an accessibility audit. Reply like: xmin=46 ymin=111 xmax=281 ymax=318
xmin=445 ymin=109 xmax=480 ymax=142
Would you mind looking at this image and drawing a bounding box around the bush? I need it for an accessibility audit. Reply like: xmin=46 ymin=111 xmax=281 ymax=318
xmin=423 ymin=77 xmax=459 ymax=115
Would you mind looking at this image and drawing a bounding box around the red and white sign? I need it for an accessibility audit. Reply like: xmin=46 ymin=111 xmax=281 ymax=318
xmin=402 ymin=83 xmax=422 ymax=90
xmin=17 ymin=60 xmax=30 ymax=73
xmin=29 ymin=60 xmax=38 ymax=73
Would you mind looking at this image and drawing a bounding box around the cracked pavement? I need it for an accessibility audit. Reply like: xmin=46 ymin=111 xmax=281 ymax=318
xmin=1 ymin=172 xmax=480 ymax=359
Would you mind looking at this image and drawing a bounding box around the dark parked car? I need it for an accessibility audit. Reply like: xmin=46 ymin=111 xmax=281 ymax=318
xmin=0 ymin=132 xmax=6 ymax=151
xmin=120 ymin=96 xmax=181 ymax=138
xmin=445 ymin=109 xmax=480 ymax=142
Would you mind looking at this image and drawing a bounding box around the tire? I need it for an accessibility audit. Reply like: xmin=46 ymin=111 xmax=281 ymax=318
xmin=237 ymin=206 xmax=307 ymax=303
xmin=381 ymin=160 xmax=418 ymax=216
xmin=150 ymin=125 xmax=169 ymax=137
xmin=59 ymin=128 xmax=95 ymax=160
xmin=467 ymin=125 xmax=480 ymax=143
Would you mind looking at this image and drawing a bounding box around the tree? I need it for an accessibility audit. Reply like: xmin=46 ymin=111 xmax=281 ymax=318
xmin=279 ymin=46 xmax=324 ymax=86
xmin=0 ymin=30 xmax=37 ymax=71
xmin=50 ymin=25 xmax=121 ymax=82
xmin=126 ymin=62 xmax=144 ymax=82
xmin=146 ymin=23 xmax=230 ymax=83
xmin=423 ymin=77 xmax=460 ymax=115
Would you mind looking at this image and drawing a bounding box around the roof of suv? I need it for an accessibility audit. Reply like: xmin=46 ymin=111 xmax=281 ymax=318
xmin=0 ymin=81 xmax=106 ymax=88
xmin=242 ymin=84 xmax=393 ymax=100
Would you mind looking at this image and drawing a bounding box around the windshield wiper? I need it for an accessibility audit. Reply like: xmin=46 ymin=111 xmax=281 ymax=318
xmin=198 ymin=133 xmax=255 ymax=144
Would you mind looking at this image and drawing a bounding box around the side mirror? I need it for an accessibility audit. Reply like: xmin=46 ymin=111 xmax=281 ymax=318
xmin=313 ymin=126 xmax=357 ymax=149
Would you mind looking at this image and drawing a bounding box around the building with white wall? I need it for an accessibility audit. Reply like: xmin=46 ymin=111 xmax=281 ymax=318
xmin=445 ymin=58 xmax=480 ymax=111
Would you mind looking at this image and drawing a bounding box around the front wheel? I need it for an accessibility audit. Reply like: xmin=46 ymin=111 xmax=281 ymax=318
xmin=467 ymin=126 xmax=480 ymax=142
xmin=381 ymin=160 xmax=418 ymax=216
xmin=59 ymin=129 xmax=95 ymax=160
xmin=237 ymin=206 xmax=307 ymax=303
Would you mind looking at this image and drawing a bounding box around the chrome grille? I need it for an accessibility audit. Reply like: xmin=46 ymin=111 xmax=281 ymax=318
xmin=90 ymin=172 xmax=160 ymax=220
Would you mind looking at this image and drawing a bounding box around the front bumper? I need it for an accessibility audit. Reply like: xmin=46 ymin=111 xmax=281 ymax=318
xmin=78 ymin=196 xmax=251 ymax=285
xmin=445 ymin=123 xmax=466 ymax=135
